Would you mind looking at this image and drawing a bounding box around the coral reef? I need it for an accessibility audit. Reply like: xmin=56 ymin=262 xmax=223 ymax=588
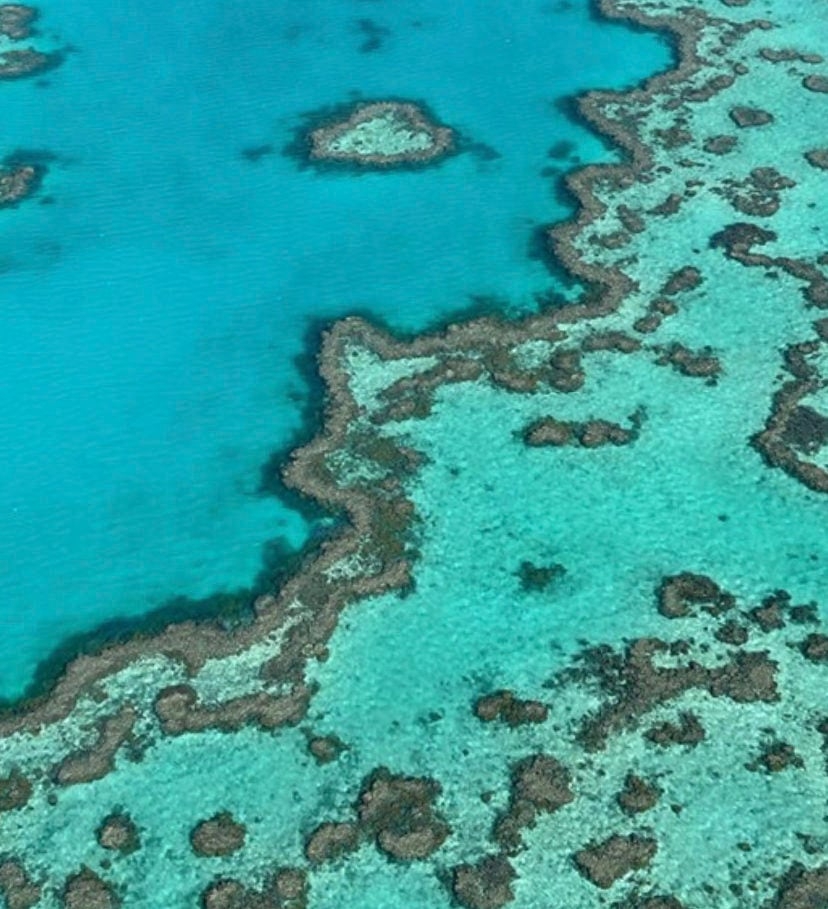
xmin=62 ymin=868 xmax=120 ymax=909
xmin=0 ymin=860 xmax=40 ymax=909
xmin=0 ymin=6 xmax=62 ymax=80
xmin=573 ymin=834 xmax=658 ymax=889
xmin=201 ymin=870 xmax=307 ymax=909
xmin=473 ymin=690 xmax=549 ymax=726
xmin=96 ymin=812 xmax=140 ymax=854
xmin=0 ymin=4 xmax=35 ymax=40
xmin=305 ymin=767 xmax=450 ymax=864
xmin=190 ymin=812 xmax=247 ymax=858
xmin=306 ymin=101 xmax=454 ymax=168
xmin=493 ymin=754 xmax=574 ymax=854
xmin=0 ymin=163 xmax=41 ymax=207
xmin=452 ymin=854 xmax=517 ymax=909
xmin=617 ymin=774 xmax=661 ymax=815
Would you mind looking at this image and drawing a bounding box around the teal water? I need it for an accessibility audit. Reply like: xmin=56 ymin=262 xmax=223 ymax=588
xmin=2 ymin=0 xmax=828 ymax=907
xmin=0 ymin=0 xmax=669 ymax=701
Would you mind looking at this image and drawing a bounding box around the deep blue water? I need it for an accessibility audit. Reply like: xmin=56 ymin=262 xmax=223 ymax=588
xmin=0 ymin=0 xmax=670 ymax=700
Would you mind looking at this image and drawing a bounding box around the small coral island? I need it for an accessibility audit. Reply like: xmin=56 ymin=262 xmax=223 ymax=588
xmin=307 ymin=100 xmax=454 ymax=169
xmin=0 ymin=3 xmax=61 ymax=79
xmin=0 ymin=161 xmax=41 ymax=207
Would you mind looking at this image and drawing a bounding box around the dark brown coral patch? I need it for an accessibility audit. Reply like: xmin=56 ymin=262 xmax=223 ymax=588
xmin=356 ymin=767 xmax=451 ymax=861
xmin=523 ymin=416 xmax=637 ymax=449
xmin=647 ymin=193 xmax=683 ymax=217
xmin=522 ymin=417 xmax=572 ymax=447
xmin=645 ymin=711 xmax=706 ymax=748
xmin=656 ymin=294 xmax=683 ymax=316
xmin=710 ymin=221 xmax=776 ymax=259
xmin=657 ymin=573 xmax=734 ymax=619
xmin=0 ymin=860 xmax=40 ymax=909
xmin=746 ymin=740 xmax=804 ymax=773
xmin=800 ymin=633 xmax=828 ymax=663
xmin=619 ymin=897 xmax=686 ymax=909
xmin=654 ymin=343 xmax=721 ymax=379
xmin=729 ymin=106 xmax=774 ymax=127
xmin=715 ymin=620 xmax=749 ymax=646
xmin=201 ymin=869 xmax=307 ymax=909
xmin=748 ymin=591 xmax=789 ymax=631
xmin=0 ymin=163 xmax=43 ymax=207
xmin=306 ymin=733 xmax=347 ymax=764
xmin=714 ymin=168 xmax=794 ymax=218
xmin=304 ymin=821 xmax=361 ymax=865
xmin=517 ymin=561 xmax=566 ymax=592
xmin=451 ymin=854 xmax=516 ymax=909
xmin=661 ymin=266 xmax=703 ymax=297
xmin=805 ymin=149 xmax=828 ymax=170
xmin=633 ymin=314 xmax=662 ymax=334
xmin=803 ymin=75 xmax=828 ymax=93
xmin=493 ymin=754 xmax=573 ymax=854
xmin=653 ymin=126 xmax=692 ymax=149
xmin=154 ymin=682 xmax=311 ymax=735
xmin=272 ymin=868 xmax=309 ymax=905
xmin=575 ymin=636 xmax=778 ymax=751
xmin=703 ymin=135 xmax=737 ymax=155
xmin=474 ymin=690 xmax=548 ymax=727
xmin=190 ymin=812 xmax=247 ymax=857
xmin=0 ymin=5 xmax=36 ymax=40
xmin=0 ymin=48 xmax=59 ymax=80
xmin=780 ymin=406 xmax=828 ymax=455
xmin=63 ymin=867 xmax=120 ymax=909
xmin=759 ymin=48 xmax=824 ymax=64
xmin=578 ymin=419 xmax=634 ymax=448
xmin=617 ymin=773 xmax=661 ymax=814
xmin=53 ymin=705 xmax=138 ymax=786
xmin=581 ymin=331 xmax=642 ymax=353
xmin=202 ymin=880 xmax=256 ymax=909
xmin=750 ymin=167 xmax=796 ymax=192
xmin=768 ymin=862 xmax=828 ymax=908
xmin=96 ymin=812 xmax=140 ymax=854
xmin=547 ymin=347 xmax=585 ymax=392
xmin=0 ymin=769 xmax=32 ymax=812
xmin=573 ymin=834 xmax=657 ymax=889
xmin=617 ymin=205 xmax=646 ymax=234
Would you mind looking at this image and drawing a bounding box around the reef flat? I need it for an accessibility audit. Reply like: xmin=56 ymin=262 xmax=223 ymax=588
xmin=1 ymin=0 xmax=827 ymax=906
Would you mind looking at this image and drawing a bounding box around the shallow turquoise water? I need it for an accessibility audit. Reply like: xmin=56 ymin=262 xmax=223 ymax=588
xmin=0 ymin=0 xmax=670 ymax=701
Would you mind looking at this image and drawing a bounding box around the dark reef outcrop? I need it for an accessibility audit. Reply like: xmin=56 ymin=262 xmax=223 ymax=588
xmin=190 ymin=812 xmax=246 ymax=857
xmin=474 ymin=690 xmax=548 ymax=727
xmin=574 ymin=834 xmax=658 ymax=889
xmin=617 ymin=773 xmax=661 ymax=814
xmin=96 ymin=812 xmax=140 ymax=854
xmin=0 ymin=769 xmax=32 ymax=812
xmin=0 ymin=163 xmax=42 ymax=207
xmin=62 ymin=867 xmax=120 ymax=909
xmin=201 ymin=870 xmax=307 ymax=909
xmin=0 ymin=5 xmax=35 ymax=39
xmin=305 ymin=766 xmax=450 ymax=865
xmin=493 ymin=754 xmax=574 ymax=854
xmin=451 ymin=854 xmax=517 ymax=909
xmin=0 ymin=860 xmax=40 ymax=909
